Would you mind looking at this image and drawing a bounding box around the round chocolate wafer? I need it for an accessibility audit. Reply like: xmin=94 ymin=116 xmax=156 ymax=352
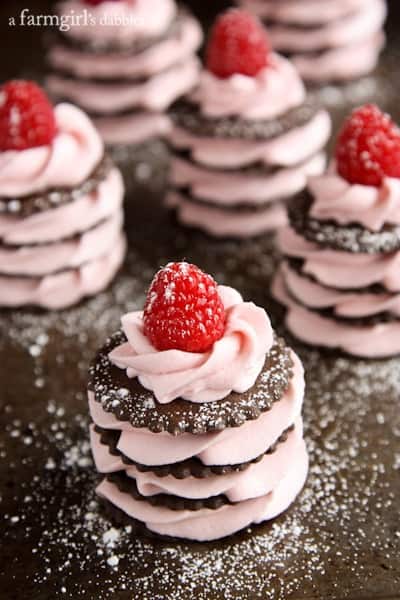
xmin=93 ymin=424 xmax=295 ymax=479
xmin=289 ymin=191 xmax=400 ymax=254
xmin=170 ymin=99 xmax=320 ymax=141
xmin=0 ymin=154 xmax=113 ymax=218
xmin=104 ymin=471 xmax=232 ymax=511
xmin=88 ymin=331 xmax=294 ymax=435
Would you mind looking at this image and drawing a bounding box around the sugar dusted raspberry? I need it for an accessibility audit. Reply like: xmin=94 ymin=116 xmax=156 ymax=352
xmin=206 ymin=9 xmax=270 ymax=79
xmin=0 ymin=80 xmax=56 ymax=151
xmin=143 ymin=262 xmax=226 ymax=353
xmin=336 ymin=104 xmax=400 ymax=187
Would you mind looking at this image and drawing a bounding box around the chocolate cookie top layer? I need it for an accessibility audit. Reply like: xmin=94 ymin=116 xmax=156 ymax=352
xmin=88 ymin=331 xmax=294 ymax=435
xmin=94 ymin=424 xmax=295 ymax=479
xmin=289 ymin=191 xmax=400 ymax=254
xmin=0 ymin=154 xmax=112 ymax=218
xmin=56 ymin=13 xmax=181 ymax=55
xmin=170 ymin=99 xmax=320 ymax=141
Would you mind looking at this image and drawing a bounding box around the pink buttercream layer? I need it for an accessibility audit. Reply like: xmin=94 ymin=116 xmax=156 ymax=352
xmin=171 ymin=154 xmax=326 ymax=205
xmin=309 ymin=170 xmax=400 ymax=231
xmin=109 ymin=286 xmax=274 ymax=403
xmin=267 ymin=0 xmax=386 ymax=52
xmin=190 ymin=53 xmax=305 ymax=120
xmin=96 ymin=444 xmax=308 ymax=541
xmin=169 ymin=110 xmax=331 ymax=170
xmin=91 ymin=419 xmax=304 ymax=502
xmin=0 ymin=104 xmax=103 ymax=198
xmin=273 ymin=268 xmax=400 ymax=357
xmin=0 ymin=168 xmax=124 ymax=245
xmin=281 ymin=262 xmax=400 ymax=318
xmin=94 ymin=112 xmax=171 ymax=145
xmin=0 ymin=210 xmax=123 ymax=277
xmin=48 ymin=15 xmax=202 ymax=80
xmin=0 ymin=234 xmax=126 ymax=309
xmin=239 ymin=0 xmax=369 ymax=25
xmin=57 ymin=0 xmax=176 ymax=45
xmin=166 ymin=191 xmax=288 ymax=238
xmin=290 ymin=31 xmax=385 ymax=82
xmin=88 ymin=351 xmax=304 ymax=466
xmin=47 ymin=58 xmax=200 ymax=114
xmin=278 ymin=227 xmax=400 ymax=292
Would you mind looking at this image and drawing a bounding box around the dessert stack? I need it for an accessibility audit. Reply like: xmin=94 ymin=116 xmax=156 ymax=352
xmin=238 ymin=0 xmax=387 ymax=83
xmin=167 ymin=9 xmax=331 ymax=238
xmin=273 ymin=104 xmax=400 ymax=357
xmin=0 ymin=80 xmax=125 ymax=309
xmin=46 ymin=0 xmax=203 ymax=147
xmin=88 ymin=261 xmax=308 ymax=541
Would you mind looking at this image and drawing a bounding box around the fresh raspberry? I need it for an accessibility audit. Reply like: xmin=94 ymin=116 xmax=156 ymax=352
xmin=336 ymin=104 xmax=400 ymax=187
xmin=0 ymin=81 xmax=56 ymax=151
xmin=206 ymin=9 xmax=270 ymax=79
xmin=143 ymin=262 xmax=226 ymax=353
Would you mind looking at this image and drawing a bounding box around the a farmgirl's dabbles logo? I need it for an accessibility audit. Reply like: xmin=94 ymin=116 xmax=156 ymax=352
xmin=9 ymin=8 xmax=144 ymax=33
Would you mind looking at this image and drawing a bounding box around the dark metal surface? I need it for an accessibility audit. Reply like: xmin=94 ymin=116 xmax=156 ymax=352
xmin=0 ymin=2 xmax=400 ymax=599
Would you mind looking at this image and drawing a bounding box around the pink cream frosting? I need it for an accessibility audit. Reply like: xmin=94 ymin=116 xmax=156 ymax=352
xmin=0 ymin=103 xmax=103 ymax=198
xmin=169 ymin=110 xmax=331 ymax=170
xmin=272 ymin=268 xmax=400 ymax=358
xmin=239 ymin=0 xmax=370 ymax=25
xmin=57 ymin=0 xmax=176 ymax=46
xmin=0 ymin=234 xmax=126 ymax=309
xmin=166 ymin=190 xmax=288 ymax=238
xmin=266 ymin=0 xmax=386 ymax=52
xmin=171 ymin=153 xmax=326 ymax=205
xmin=109 ymin=286 xmax=274 ymax=404
xmin=309 ymin=169 xmax=400 ymax=231
xmin=0 ymin=168 xmax=124 ymax=245
xmin=190 ymin=53 xmax=305 ymax=120
xmin=48 ymin=15 xmax=202 ymax=80
xmin=96 ymin=444 xmax=308 ymax=541
xmin=47 ymin=58 xmax=200 ymax=115
xmin=91 ymin=419 xmax=304 ymax=502
xmin=280 ymin=262 xmax=400 ymax=318
xmin=289 ymin=31 xmax=385 ymax=82
xmin=94 ymin=112 xmax=171 ymax=145
xmin=278 ymin=226 xmax=400 ymax=292
xmin=88 ymin=351 xmax=304 ymax=466
xmin=0 ymin=210 xmax=123 ymax=277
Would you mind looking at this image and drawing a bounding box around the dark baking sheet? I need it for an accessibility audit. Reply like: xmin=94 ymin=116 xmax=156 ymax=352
xmin=0 ymin=2 xmax=400 ymax=599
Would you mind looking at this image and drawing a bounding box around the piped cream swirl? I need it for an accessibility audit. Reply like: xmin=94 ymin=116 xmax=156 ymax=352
xmin=109 ymin=285 xmax=274 ymax=404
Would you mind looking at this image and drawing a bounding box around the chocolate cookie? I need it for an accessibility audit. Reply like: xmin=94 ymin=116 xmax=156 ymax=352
xmin=93 ymin=424 xmax=295 ymax=479
xmin=104 ymin=471 xmax=232 ymax=511
xmin=88 ymin=331 xmax=294 ymax=435
xmin=289 ymin=191 xmax=400 ymax=254
xmin=170 ymin=99 xmax=320 ymax=141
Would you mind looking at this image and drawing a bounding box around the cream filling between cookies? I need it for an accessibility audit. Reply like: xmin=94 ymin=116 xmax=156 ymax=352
xmin=96 ymin=444 xmax=308 ymax=542
xmin=0 ymin=168 xmax=124 ymax=245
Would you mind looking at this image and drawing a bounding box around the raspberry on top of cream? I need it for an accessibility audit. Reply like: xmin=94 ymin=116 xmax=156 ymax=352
xmin=190 ymin=9 xmax=305 ymax=120
xmin=0 ymin=80 xmax=103 ymax=197
xmin=309 ymin=105 xmax=400 ymax=230
xmin=109 ymin=261 xmax=274 ymax=404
